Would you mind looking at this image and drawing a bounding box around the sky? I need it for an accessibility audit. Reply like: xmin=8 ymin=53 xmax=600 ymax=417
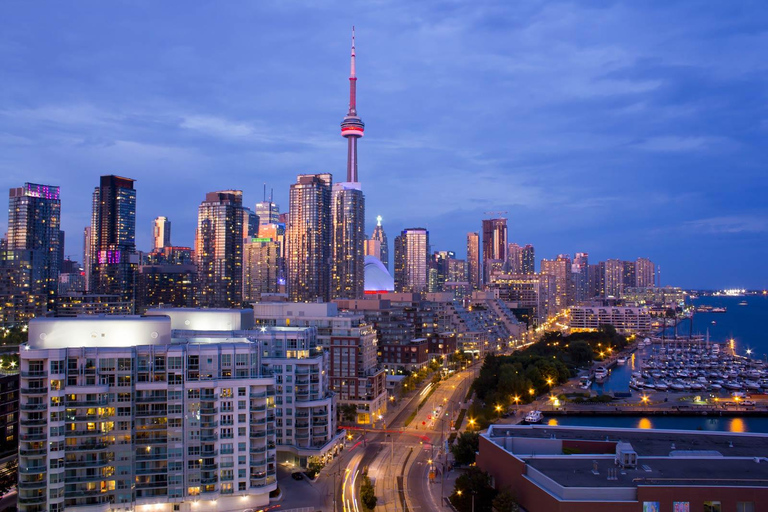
xmin=0 ymin=1 xmax=766 ymax=289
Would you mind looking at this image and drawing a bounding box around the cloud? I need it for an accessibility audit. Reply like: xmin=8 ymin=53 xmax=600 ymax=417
xmin=683 ymin=215 xmax=768 ymax=235
xmin=631 ymin=136 xmax=730 ymax=152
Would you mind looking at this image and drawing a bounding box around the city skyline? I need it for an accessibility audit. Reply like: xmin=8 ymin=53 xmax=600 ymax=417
xmin=0 ymin=3 xmax=767 ymax=288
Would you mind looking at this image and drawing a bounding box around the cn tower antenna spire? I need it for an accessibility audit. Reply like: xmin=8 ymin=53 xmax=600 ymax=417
xmin=341 ymin=25 xmax=364 ymax=182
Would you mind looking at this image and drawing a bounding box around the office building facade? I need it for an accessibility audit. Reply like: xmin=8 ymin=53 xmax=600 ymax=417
xmin=152 ymin=216 xmax=171 ymax=252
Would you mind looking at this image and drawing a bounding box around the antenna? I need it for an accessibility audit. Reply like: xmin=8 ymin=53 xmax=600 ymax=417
xmin=270 ymin=188 xmax=274 ymax=203
xmin=263 ymin=183 xmax=266 ymax=202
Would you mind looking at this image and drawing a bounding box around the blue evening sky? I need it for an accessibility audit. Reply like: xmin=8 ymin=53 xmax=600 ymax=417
xmin=0 ymin=1 xmax=766 ymax=289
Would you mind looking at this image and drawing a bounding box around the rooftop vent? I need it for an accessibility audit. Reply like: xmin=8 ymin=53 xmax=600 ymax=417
xmin=615 ymin=442 xmax=638 ymax=469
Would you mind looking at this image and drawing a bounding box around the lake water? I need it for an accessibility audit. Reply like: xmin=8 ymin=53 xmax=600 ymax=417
xmin=577 ymin=294 xmax=768 ymax=432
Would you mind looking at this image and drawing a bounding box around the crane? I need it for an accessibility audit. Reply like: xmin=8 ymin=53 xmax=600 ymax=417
xmin=484 ymin=211 xmax=508 ymax=219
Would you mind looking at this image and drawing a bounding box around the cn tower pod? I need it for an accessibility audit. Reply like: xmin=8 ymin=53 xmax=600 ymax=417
xmin=341 ymin=116 xmax=365 ymax=137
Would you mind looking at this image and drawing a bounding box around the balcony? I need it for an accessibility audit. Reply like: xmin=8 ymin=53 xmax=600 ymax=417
xmin=21 ymin=387 xmax=48 ymax=395
xmin=65 ymin=398 xmax=108 ymax=407
xmin=201 ymin=462 xmax=217 ymax=470
xmin=200 ymin=420 xmax=218 ymax=428
xmin=136 ymin=395 xmax=168 ymax=403
xmin=200 ymin=434 xmax=217 ymax=442
xmin=17 ymin=494 xmax=46 ymax=505
xmin=21 ymin=418 xmax=47 ymax=426
xmin=201 ymin=476 xmax=217 ymax=485
xmin=64 ymin=459 xmax=113 ymax=468
xmin=65 ymin=443 xmax=111 ymax=452
xmin=20 ymin=433 xmax=46 ymax=441
xmin=19 ymin=466 xmax=46 ymax=475
xmin=136 ymin=467 xmax=168 ymax=475
xmin=200 ymin=407 xmax=218 ymax=415
xmin=136 ymin=452 xmax=168 ymax=461
xmin=250 ymin=446 xmax=266 ymax=454
xmin=135 ymin=409 xmax=167 ymax=417
xmin=21 ymin=371 xmax=48 ymax=378
xmin=19 ymin=448 xmax=47 ymax=457
xmin=18 ymin=480 xmax=46 ymax=490
xmin=20 ymin=403 xmax=47 ymax=411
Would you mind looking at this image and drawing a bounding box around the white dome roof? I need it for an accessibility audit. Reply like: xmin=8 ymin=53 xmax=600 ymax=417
xmin=364 ymin=255 xmax=394 ymax=293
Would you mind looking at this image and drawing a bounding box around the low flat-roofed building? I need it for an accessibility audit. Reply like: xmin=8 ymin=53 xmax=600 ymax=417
xmin=570 ymin=306 xmax=651 ymax=334
xmin=477 ymin=424 xmax=768 ymax=512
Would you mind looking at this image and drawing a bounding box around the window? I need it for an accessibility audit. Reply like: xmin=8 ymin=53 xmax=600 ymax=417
xmin=673 ymin=504 xmax=689 ymax=512
xmin=642 ymin=503 xmax=659 ymax=512
xmin=168 ymin=357 xmax=182 ymax=369
xmin=736 ymin=504 xmax=754 ymax=512
xmin=238 ymin=387 xmax=246 ymax=396
xmin=704 ymin=503 xmax=721 ymax=512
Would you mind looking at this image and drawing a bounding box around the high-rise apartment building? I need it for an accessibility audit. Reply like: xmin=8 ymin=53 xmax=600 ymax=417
xmin=394 ymin=228 xmax=429 ymax=293
xmin=521 ymin=244 xmax=535 ymax=274
xmin=255 ymin=199 xmax=280 ymax=226
xmin=152 ymin=216 xmax=171 ymax=251
xmin=370 ymin=215 xmax=389 ymax=270
xmin=482 ymin=218 xmax=507 ymax=283
xmin=429 ymin=250 xmax=456 ymax=292
xmin=89 ymin=175 xmax=137 ymax=303
xmin=137 ymin=263 xmax=197 ymax=312
xmin=604 ymin=259 xmax=624 ymax=298
xmin=466 ymin=232 xmax=481 ymax=290
xmin=635 ymin=257 xmax=656 ymax=288
xmin=82 ymin=226 xmax=92 ymax=292
xmin=540 ymin=255 xmax=573 ymax=311
xmin=287 ymin=174 xmax=332 ymax=302
xmin=18 ymin=313 xmax=277 ymax=512
xmin=7 ymin=182 xmax=61 ymax=310
xmin=242 ymin=208 xmax=260 ymax=239
xmin=195 ymin=190 xmax=245 ymax=307
xmin=252 ymin=302 xmax=387 ymax=425
xmin=622 ymin=260 xmax=636 ymax=293
xmin=572 ymin=252 xmax=589 ymax=303
xmin=331 ymin=182 xmax=365 ymax=299
xmin=243 ymin=237 xmax=283 ymax=302
xmin=0 ymin=249 xmax=46 ymax=327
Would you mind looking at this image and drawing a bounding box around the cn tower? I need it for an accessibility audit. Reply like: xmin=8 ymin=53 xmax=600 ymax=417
xmin=341 ymin=26 xmax=365 ymax=183
xmin=332 ymin=27 xmax=366 ymax=299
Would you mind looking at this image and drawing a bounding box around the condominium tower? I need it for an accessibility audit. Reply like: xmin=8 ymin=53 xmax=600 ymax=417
xmin=394 ymin=228 xmax=429 ymax=293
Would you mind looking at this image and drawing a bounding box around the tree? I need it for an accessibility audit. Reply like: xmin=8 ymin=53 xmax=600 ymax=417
xmin=360 ymin=473 xmax=377 ymax=510
xmin=493 ymin=488 xmax=519 ymax=512
xmin=338 ymin=404 xmax=357 ymax=423
xmin=449 ymin=466 xmax=497 ymax=512
xmin=450 ymin=431 xmax=479 ymax=466
xmin=567 ymin=340 xmax=593 ymax=365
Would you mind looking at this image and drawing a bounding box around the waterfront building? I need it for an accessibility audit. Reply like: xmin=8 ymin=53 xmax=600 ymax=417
xmin=18 ymin=313 xmax=277 ymax=512
xmin=478 ymin=425 xmax=768 ymax=512
xmin=540 ymin=255 xmax=573 ymax=311
xmin=145 ymin=309 xmax=343 ymax=469
xmin=370 ymin=215 xmax=389 ymax=270
xmin=603 ymin=258 xmax=624 ymax=298
xmin=89 ymin=175 xmax=137 ymax=303
xmin=152 ymin=216 xmax=171 ymax=251
xmin=623 ymin=286 xmax=685 ymax=307
xmin=393 ymin=228 xmax=429 ymax=293
xmin=252 ymin=302 xmax=387 ymax=425
xmin=572 ymin=252 xmax=589 ymax=303
xmin=7 ymin=182 xmax=62 ymax=310
xmin=635 ymin=257 xmax=656 ymax=288
xmin=195 ymin=190 xmax=245 ymax=308
xmin=487 ymin=273 xmax=556 ymax=325
xmin=569 ymin=305 xmax=651 ymax=334
xmin=482 ymin=218 xmax=507 ymax=284
xmin=287 ymin=174 xmax=332 ymax=303
xmin=467 ymin=232 xmax=481 ymax=289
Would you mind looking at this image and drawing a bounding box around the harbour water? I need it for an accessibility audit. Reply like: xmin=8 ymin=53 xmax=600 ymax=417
xmin=579 ymin=294 xmax=768 ymax=432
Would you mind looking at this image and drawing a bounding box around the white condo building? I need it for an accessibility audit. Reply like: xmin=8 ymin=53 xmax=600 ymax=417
xmin=569 ymin=306 xmax=652 ymax=334
xmin=18 ymin=312 xmax=277 ymax=512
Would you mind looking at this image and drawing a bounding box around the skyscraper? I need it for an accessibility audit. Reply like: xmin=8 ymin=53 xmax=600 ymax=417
xmin=572 ymin=252 xmax=589 ymax=303
xmin=7 ymin=182 xmax=61 ymax=309
xmin=332 ymin=29 xmax=366 ymax=300
xmin=370 ymin=215 xmax=389 ymax=270
xmin=482 ymin=218 xmax=507 ymax=283
xmin=635 ymin=257 xmax=656 ymax=288
xmin=287 ymin=174 xmax=332 ymax=302
xmin=195 ymin=190 xmax=245 ymax=307
xmin=541 ymin=254 xmax=573 ymax=311
xmin=332 ymin=183 xmax=365 ymax=299
xmin=152 ymin=216 xmax=171 ymax=251
xmin=82 ymin=226 xmax=92 ymax=292
xmin=242 ymin=208 xmax=260 ymax=239
xmin=604 ymin=259 xmax=624 ymax=298
xmin=89 ymin=175 xmax=137 ymax=302
xmin=394 ymin=228 xmax=429 ymax=293
xmin=255 ymin=194 xmax=280 ymax=226
xmin=429 ymin=250 xmax=456 ymax=292
xmin=467 ymin=232 xmax=481 ymax=290
xmin=521 ymin=244 xmax=536 ymax=274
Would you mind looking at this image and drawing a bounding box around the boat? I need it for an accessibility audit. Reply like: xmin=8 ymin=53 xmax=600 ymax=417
xmin=710 ymin=383 xmax=722 ymax=391
xmin=594 ymin=367 xmax=608 ymax=383
xmin=669 ymin=381 xmax=685 ymax=392
xmin=745 ymin=381 xmax=762 ymax=391
xmin=617 ymin=356 xmax=627 ymax=365
xmin=711 ymin=307 xmax=727 ymax=313
xmin=739 ymin=301 xmax=748 ymax=306
xmin=654 ymin=382 xmax=669 ymax=391
xmin=722 ymin=381 xmax=743 ymax=391
xmin=524 ymin=410 xmax=543 ymax=424
xmin=579 ymin=376 xmax=592 ymax=389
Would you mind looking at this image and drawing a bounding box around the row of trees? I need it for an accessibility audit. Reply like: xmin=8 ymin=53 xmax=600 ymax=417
xmin=449 ymin=466 xmax=519 ymax=512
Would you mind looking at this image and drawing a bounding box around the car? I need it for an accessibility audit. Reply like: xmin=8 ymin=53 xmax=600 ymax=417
xmin=291 ymin=472 xmax=304 ymax=480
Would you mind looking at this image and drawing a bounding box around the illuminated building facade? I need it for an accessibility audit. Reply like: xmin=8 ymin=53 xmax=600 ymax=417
xmin=541 ymin=254 xmax=573 ymax=310
xmin=287 ymin=174 xmax=332 ymax=303
xmin=7 ymin=182 xmax=61 ymax=311
xmin=482 ymin=218 xmax=507 ymax=283
xmin=635 ymin=257 xmax=656 ymax=288
xmin=18 ymin=314 xmax=277 ymax=512
xmin=152 ymin=216 xmax=171 ymax=251
xmin=331 ymin=182 xmax=365 ymax=299
xmin=467 ymin=232 xmax=481 ymax=290
xmin=89 ymin=175 xmax=137 ymax=303
xmin=370 ymin=215 xmax=389 ymax=270
xmin=394 ymin=228 xmax=429 ymax=293
xmin=242 ymin=237 xmax=283 ymax=302
xmin=195 ymin=190 xmax=245 ymax=308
